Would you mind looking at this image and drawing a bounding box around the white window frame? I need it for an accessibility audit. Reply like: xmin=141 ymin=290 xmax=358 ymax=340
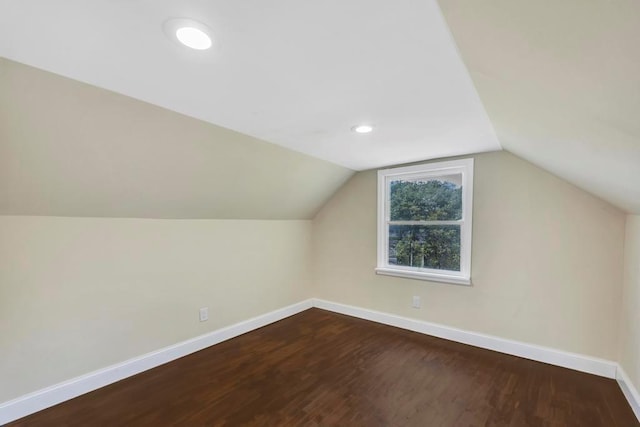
xmin=375 ymin=158 xmax=473 ymax=285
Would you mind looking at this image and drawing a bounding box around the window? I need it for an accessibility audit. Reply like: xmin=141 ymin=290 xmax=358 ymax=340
xmin=376 ymin=158 xmax=473 ymax=285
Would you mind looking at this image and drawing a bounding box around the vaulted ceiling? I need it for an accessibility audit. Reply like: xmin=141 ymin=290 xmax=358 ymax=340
xmin=438 ymin=0 xmax=640 ymax=213
xmin=1 ymin=0 xmax=638 ymax=217
xmin=0 ymin=58 xmax=352 ymax=219
xmin=0 ymin=0 xmax=499 ymax=171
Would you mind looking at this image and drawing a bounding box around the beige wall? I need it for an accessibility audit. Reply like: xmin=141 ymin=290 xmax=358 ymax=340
xmin=0 ymin=58 xmax=353 ymax=219
xmin=620 ymin=215 xmax=640 ymax=390
xmin=0 ymin=216 xmax=313 ymax=402
xmin=312 ymin=151 xmax=625 ymax=360
xmin=0 ymin=151 xmax=632 ymax=404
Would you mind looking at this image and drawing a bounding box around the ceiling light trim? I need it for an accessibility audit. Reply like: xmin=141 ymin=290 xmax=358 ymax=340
xmin=352 ymin=124 xmax=374 ymax=134
xmin=163 ymin=18 xmax=214 ymax=51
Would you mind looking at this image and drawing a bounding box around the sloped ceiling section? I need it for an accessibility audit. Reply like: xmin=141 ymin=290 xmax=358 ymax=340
xmin=439 ymin=0 xmax=640 ymax=213
xmin=0 ymin=0 xmax=500 ymax=171
xmin=0 ymin=59 xmax=353 ymax=219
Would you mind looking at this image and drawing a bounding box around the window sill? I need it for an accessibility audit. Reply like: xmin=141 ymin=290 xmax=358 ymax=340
xmin=375 ymin=267 xmax=471 ymax=286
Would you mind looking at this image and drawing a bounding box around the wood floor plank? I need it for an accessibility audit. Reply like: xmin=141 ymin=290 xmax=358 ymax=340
xmin=7 ymin=308 xmax=638 ymax=426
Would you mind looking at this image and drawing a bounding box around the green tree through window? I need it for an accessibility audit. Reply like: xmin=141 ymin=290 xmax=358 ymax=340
xmin=377 ymin=158 xmax=473 ymax=284
xmin=390 ymin=180 xmax=461 ymax=221
xmin=388 ymin=179 xmax=462 ymax=271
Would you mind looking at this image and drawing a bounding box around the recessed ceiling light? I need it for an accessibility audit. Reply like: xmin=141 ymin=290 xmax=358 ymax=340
xmin=175 ymin=27 xmax=212 ymax=50
xmin=164 ymin=18 xmax=214 ymax=51
xmin=352 ymin=124 xmax=374 ymax=134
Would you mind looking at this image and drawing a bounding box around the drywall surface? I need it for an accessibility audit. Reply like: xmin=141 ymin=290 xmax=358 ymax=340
xmin=438 ymin=0 xmax=640 ymax=213
xmin=620 ymin=215 xmax=640 ymax=390
xmin=0 ymin=58 xmax=353 ymax=219
xmin=312 ymin=151 xmax=625 ymax=360
xmin=0 ymin=216 xmax=312 ymax=402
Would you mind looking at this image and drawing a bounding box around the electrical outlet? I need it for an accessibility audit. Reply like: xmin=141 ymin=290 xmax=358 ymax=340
xmin=412 ymin=296 xmax=421 ymax=309
xmin=199 ymin=307 xmax=209 ymax=322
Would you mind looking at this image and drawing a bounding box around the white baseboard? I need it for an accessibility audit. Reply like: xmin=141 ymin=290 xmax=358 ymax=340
xmin=0 ymin=298 xmax=631 ymax=425
xmin=0 ymin=299 xmax=313 ymax=426
xmin=312 ymin=299 xmax=618 ymax=379
xmin=616 ymin=365 xmax=640 ymax=422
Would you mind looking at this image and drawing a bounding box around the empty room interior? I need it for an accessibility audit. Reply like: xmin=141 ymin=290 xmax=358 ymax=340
xmin=1 ymin=1 xmax=639 ymax=426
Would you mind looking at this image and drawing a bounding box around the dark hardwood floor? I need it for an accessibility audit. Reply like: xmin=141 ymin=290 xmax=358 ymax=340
xmin=7 ymin=308 xmax=638 ymax=426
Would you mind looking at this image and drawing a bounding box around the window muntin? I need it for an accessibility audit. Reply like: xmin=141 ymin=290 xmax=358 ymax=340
xmin=376 ymin=159 xmax=473 ymax=285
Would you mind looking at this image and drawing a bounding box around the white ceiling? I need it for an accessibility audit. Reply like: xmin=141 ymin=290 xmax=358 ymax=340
xmin=0 ymin=0 xmax=501 ymax=171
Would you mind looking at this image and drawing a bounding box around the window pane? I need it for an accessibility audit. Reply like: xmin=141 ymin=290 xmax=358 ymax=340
xmin=389 ymin=174 xmax=462 ymax=221
xmin=388 ymin=224 xmax=461 ymax=271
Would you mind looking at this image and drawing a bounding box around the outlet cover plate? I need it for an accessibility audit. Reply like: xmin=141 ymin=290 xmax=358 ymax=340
xmin=412 ymin=296 xmax=421 ymax=309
